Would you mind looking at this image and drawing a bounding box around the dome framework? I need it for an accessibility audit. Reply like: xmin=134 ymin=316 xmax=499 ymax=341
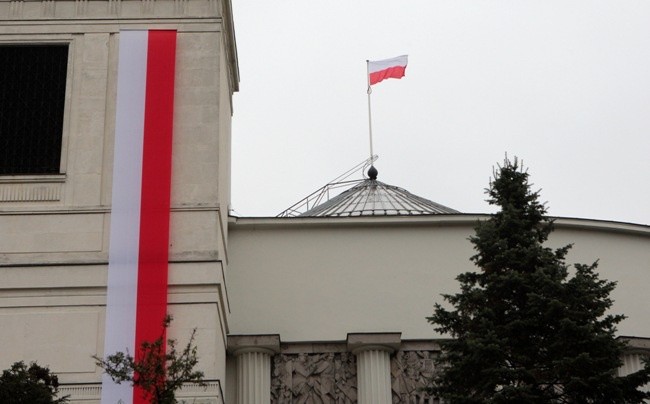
xmin=298 ymin=178 xmax=459 ymax=217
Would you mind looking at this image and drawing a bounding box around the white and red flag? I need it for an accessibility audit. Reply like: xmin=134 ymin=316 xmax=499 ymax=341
xmin=368 ymin=55 xmax=408 ymax=85
xmin=102 ymin=30 xmax=177 ymax=404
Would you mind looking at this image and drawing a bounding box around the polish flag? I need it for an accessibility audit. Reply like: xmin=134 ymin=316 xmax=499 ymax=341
xmin=368 ymin=55 xmax=408 ymax=85
xmin=102 ymin=30 xmax=177 ymax=404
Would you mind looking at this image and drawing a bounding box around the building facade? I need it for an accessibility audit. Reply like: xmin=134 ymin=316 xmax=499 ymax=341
xmin=0 ymin=2 xmax=648 ymax=403
xmin=227 ymin=214 xmax=650 ymax=403
xmin=0 ymin=0 xmax=237 ymax=401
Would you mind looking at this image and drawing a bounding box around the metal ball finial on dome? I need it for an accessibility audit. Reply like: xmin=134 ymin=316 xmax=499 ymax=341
xmin=368 ymin=165 xmax=378 ymax=180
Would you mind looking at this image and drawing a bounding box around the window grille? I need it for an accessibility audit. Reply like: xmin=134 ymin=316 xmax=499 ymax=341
xmin=0 ymin=45 xmax=68 ymax=175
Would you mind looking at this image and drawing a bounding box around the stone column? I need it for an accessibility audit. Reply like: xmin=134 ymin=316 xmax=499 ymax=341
xmin=228 ymin=334 xmax=280 ymax=404
xmin=348 ymin=332 xmax=401 ymax=404
xmin=617 ymin=337 xmax=650 ymax=378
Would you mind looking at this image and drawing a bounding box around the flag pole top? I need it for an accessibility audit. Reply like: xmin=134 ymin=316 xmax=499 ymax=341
xmin=368 ymin=165 xmax=378 ymax=180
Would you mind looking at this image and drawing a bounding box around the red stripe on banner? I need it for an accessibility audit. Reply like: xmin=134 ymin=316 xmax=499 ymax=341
xmin=369 ymin=65 xmax=406 ymax=85
xmin=134 ymin=30 xmax=177 ymax=404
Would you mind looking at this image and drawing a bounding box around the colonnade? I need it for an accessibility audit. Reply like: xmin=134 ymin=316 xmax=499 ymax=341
xmin=228 ymin=333 xmax=401 ymax=404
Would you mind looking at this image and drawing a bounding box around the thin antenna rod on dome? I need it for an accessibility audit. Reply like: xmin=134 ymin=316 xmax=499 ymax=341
xmin=276 ymin=155 xmax=378 ymax=217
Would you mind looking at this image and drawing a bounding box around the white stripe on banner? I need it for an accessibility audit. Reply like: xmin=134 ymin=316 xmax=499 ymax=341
xmin=103 ymin=30 xmax=148 ymax=404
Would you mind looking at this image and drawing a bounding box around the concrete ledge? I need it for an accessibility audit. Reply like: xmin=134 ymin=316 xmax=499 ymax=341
xmin=347 ymin=332 xmax=401 ymax=354
xmin=227 ymin=334 xmax=281 ymax=355
xmin=618 ymin=336 xmax=650 ymax=353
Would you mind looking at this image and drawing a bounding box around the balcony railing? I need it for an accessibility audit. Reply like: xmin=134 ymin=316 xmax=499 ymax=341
xmin=57 ymin=380 xmax=224 ymax=404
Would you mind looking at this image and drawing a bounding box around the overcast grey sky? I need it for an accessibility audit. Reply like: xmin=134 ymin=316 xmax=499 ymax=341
xmin=230 ymin=1 xmax=650 ymax=225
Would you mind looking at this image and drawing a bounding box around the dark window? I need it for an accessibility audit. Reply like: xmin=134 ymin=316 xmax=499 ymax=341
xmin=0 ymin=45 xmax=68 ymax=175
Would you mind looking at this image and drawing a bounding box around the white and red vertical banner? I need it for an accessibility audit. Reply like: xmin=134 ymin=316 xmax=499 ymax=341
xmin=103 ymin=30 xmax=177 ymax=404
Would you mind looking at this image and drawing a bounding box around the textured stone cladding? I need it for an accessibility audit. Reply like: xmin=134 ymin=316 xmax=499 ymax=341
xmin=270 ymin=350 xmax=439 ymax=404
xmin=271 ymin=352 xmax=357 ymax=403
xmin=390 ymin=350 xmax=438 ymax=403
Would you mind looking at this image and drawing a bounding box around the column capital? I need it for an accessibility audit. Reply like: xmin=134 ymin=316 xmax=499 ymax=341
xmin=227 ymin=334 xmax=281 ymax=356
xmin=347 ymin=332 xmax=401 ymax=355
xmin=617 ymin=336 xmax=650 ymax=355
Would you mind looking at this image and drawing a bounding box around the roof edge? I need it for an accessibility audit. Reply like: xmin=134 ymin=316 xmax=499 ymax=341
xmin=229 ymin=214 xmax=650 ymax=236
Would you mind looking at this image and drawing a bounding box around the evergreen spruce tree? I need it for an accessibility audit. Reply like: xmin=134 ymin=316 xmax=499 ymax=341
xmin=0 ymin=361 xmax=69 ymax=404
xmin=428 ymin=157 xmax=650 ymax=403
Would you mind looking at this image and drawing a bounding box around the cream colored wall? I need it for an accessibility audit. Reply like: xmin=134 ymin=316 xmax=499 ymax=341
xmin=0 ymin=0 xmax=238 ymax=391
xmin=0 ymin=262 xmax=226 ymax=382
xmin=546 ymin=220 xmax=650 ymax=338
xmin=228 ymin=217 xmax=475 ymax=342
xmin=227 ymin=216 xmax=650 ymax=342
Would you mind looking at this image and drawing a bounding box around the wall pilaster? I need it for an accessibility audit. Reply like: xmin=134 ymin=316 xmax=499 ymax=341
xmin=348 ymin=333 xmax=401 ymax=404
xmin=228 ymin=334 xmax=280 ymax=404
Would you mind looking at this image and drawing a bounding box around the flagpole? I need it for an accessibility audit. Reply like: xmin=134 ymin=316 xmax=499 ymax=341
xmin=366 ymin=60 xmax=374 ymax=161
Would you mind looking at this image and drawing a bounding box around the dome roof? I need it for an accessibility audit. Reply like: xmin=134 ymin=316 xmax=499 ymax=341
xmin=299 ymin=178 xmax=459 ymax=217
